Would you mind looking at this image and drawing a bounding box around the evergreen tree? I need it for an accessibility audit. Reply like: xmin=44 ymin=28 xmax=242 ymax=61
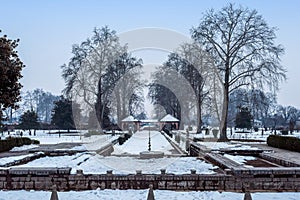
xmin=51 ymin=97 xmax=80 ymax=131
xmin=235 ymin=107 xmax=253 ymax=130
xmin=0 ymin=30 xmax=25 ymax=125
xmin=19 ymin=110 xmax=39 ymax=131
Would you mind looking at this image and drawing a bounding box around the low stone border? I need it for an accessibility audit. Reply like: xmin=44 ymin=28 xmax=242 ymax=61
xmin=1 ymin=167 xmax=300 ymax=192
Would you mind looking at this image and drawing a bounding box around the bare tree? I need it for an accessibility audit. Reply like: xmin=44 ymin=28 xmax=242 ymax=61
xmin=179 ymin=42 xmax=223 ymax=131
xmin=61 ymin=27 xmax=144 ymax=130
xmin=21 ymin=89 xmax=59 ymax=123
xmin=61 ymin=27 xmax=124 ymax=129
xmin=191 ymin=4 xmax=286 ymax=141
xmin=107 ymin=54 xmax=144 ymax=125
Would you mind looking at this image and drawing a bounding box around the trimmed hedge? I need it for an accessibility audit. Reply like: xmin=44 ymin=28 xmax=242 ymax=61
xmin=0 ymin=137 xmax=40 ymax=153
xmin=118 ymin=133 xmax=132 ymax=145
xmin=267 ymin=135 xmax=300 ymax=152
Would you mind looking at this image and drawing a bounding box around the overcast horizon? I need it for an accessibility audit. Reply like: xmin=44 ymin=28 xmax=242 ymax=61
xmin=1 ymin=0 xmax=300 ymax=108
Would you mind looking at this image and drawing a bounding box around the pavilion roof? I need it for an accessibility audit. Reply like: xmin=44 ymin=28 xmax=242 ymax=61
xmin=121 ymin=115 xmax=138 ymax=122
xmin=160 ymin=114 xmax=179 ymax=122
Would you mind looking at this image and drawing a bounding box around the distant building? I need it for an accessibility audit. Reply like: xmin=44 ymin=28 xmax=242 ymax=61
xmin=121 ymin=115 xmax=140 ymax=131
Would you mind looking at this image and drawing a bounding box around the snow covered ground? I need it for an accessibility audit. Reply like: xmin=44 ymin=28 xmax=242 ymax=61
xmin=10 ymin=144 xmax=39 ymax=152
xmin=178 ymin=126 xmax=300 ymax=142
xmin=0 ymin=153 xmax=42 ymax=166
xmin=0 ymin=189 xmax=299 ymax=200
xmin=197 ymin=142 xmax=259 ymax=151
xmin=1 ymin=130 xmax=84 ymax=144
xmin=14 ymin=153 xmax=216 ymax=175
xmin=2 ymin=130 xmax=119 ymax=152
xmin=112 ymin=131 xmax=174 ymax=155
xmin=224 ymin=154 xmax=256 ymax=166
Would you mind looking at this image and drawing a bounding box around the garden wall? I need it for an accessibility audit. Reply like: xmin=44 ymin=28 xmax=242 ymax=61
xmin=0 ymin=168 xmax=300 ymax=192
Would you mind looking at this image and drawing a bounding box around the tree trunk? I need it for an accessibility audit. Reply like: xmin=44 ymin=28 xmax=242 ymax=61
xmin=219 ymin=62 xmax=230 ymax=142
xmin=95 ymin=77 xmax=103 ymax=131
xmin=115 ymin=90 xmax=121 ymax=125
xmin=196 ymin=92 xmax=202 ymax=133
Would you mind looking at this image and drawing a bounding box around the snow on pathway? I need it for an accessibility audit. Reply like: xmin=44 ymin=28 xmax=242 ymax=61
xmin=0 ymin=153 xmax=38 ymax=166
xmin=0 ymin=189 xmax=299 ymax=200
xmin=113 ymin=131 xmax=174 ymax=155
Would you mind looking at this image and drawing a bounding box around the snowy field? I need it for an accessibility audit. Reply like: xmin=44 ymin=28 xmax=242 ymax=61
xmin=179 ymin=126 xmax=300 ymax=142
xmin=1 ymin=130 xmax=119 ymax=152
xmin=1 ymin=130 xmax=85 ymax=144
xmin=112 ymin=130 xmax=174 ymax=155
xmin=0 ymin=189 xmax=299 ymax=200
xmin=13 ymin=153 xmax=216 ymax=174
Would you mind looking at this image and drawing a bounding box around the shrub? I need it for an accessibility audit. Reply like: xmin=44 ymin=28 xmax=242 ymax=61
xmin=118 ymin=135 xmax=125 ymax=145
xmin=117 ymin=133 xmax=133 ymax=145
xmin=267 ymin=135 xmax=300 ymax=152
xmin=0 ymin=137 xmax=39 ymax=152
xmin=281 ymin=129 xmax=289 ymax=135
xmin=212 ymin=129 xmax=219 ymax=138
xmin=31 ymin=139 xmax=40 ymax=144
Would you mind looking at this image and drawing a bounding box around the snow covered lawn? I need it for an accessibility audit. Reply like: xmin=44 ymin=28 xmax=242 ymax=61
xmin=0 ymin=189 xmax=299 ymax=200
xmin=113 ymin=131 xmax=174 ymax=155
xmin=14 ymin=153 xmax=216 ymax=175
xmin=2 ymin=130 xmax=86 ymax=145
xmin=12 ymin=153 xmax=91 ymax=170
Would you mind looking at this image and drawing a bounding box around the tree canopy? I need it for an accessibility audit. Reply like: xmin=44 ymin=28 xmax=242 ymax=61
xmin=0 ymin=30 xmax=25 ymax=124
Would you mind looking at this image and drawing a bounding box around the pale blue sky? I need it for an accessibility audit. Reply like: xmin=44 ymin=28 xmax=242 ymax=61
xmin=1 ymin=0 xmax=300 ymax=108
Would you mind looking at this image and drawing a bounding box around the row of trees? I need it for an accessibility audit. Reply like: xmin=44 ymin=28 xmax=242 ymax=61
xmin=148 ymin=46 xmax=218 ymax=132
xmin=0 ymin=4 xmax=289 ymax=141
xmin=149 ymin=4 xmax=286 ymax=141
xmin=228 ymin=88 xmax=300 ymax=130
xmin=18 ymin=96 xmax=77 ymax=131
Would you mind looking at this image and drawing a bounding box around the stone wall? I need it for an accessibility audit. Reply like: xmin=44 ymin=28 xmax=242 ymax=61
xmin=1 ymin=168 xmax=300 ymax=192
